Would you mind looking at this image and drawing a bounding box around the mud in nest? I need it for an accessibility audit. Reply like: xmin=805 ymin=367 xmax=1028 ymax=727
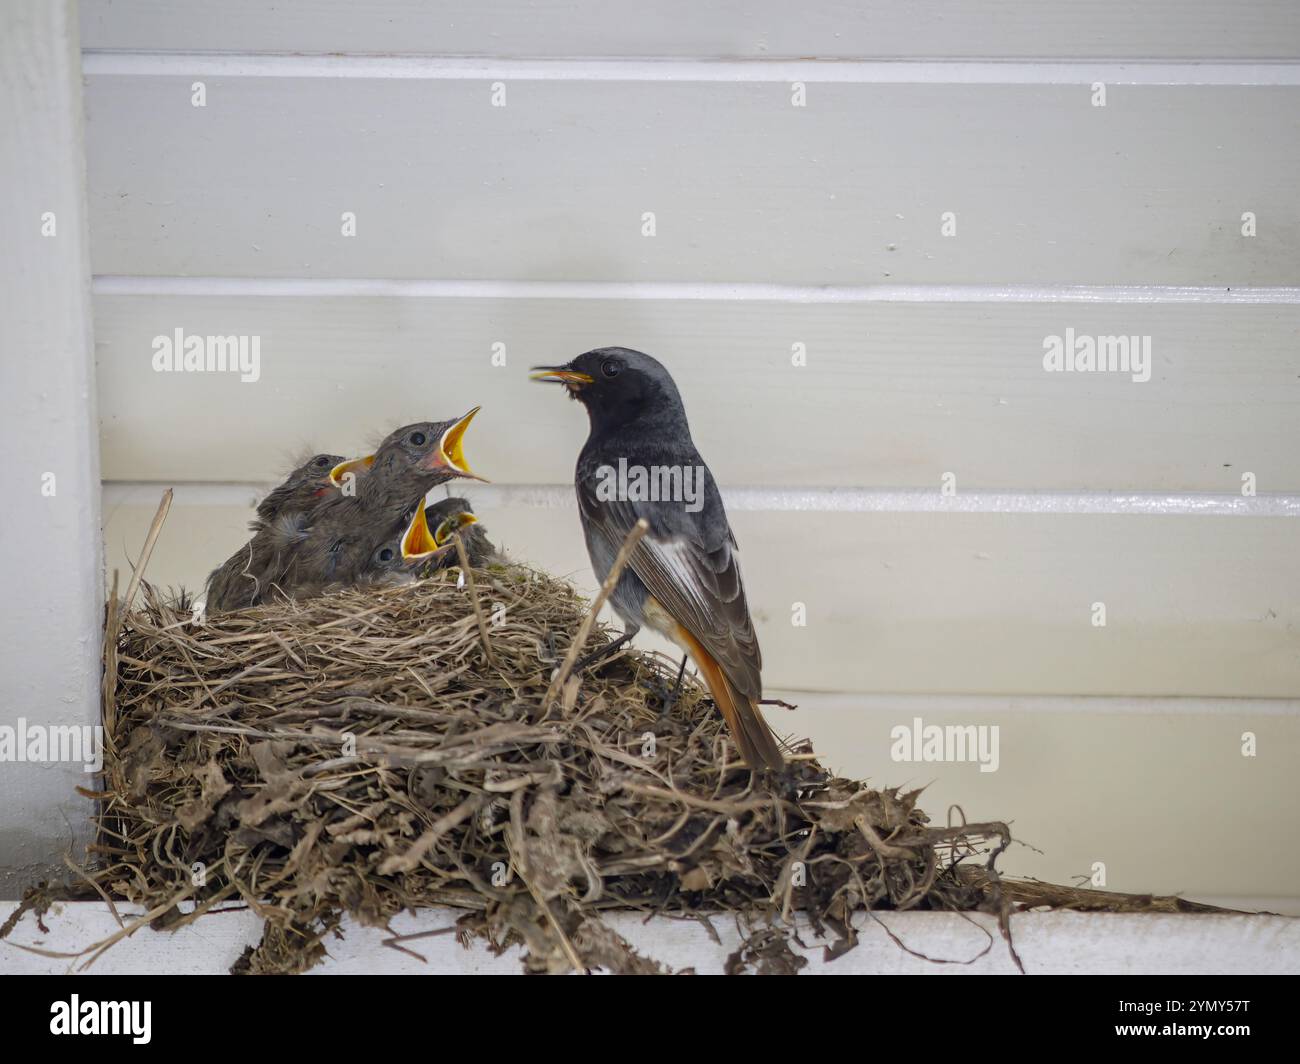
xmin=68 ymin=558 xmax=1034 ymax=975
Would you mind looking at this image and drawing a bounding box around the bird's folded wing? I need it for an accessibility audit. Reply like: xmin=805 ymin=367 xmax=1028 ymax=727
xmin=578 ymin=486 xmax=763 ymax=699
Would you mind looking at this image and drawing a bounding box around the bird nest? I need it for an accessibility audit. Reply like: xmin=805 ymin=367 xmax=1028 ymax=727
xmin=52 ymin=553 xmax=1036 ymax=976
xmin=3 ymin=530 xmax=1226 ymax=975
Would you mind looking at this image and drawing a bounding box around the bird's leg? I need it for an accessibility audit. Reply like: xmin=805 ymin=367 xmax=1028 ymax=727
xmin=655 ymin=654 xmax=689 ymax=723
xmin=572 ymin=627 xmax=637 ymax=674
xmin=542 ymin=631 xmax=561 ymax=664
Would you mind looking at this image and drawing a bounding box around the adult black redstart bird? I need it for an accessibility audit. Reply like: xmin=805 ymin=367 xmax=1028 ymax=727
xmin=531 ymin=348 xmax=784 ymax=770
xmin=205 ymin=452 xmax=344 ymax=613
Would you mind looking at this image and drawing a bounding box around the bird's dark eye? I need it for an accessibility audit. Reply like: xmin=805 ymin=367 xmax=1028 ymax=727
xmin=601 ymin=359 xmax=621 ymax=379
xmin=313 ymin=456 xmax=330 ymax=467
xmin=378 ymin=547 xmax=394 ymax=562
xmin=409 ymin=432 xmax=427 ymax=446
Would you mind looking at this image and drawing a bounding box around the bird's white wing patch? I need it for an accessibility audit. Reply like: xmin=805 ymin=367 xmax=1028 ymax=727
xmin=633 ymin=535 xmax=713 ymax=637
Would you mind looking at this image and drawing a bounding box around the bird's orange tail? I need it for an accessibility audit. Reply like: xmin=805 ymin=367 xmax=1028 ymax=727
xmin=676 ymin=629 xmax=784 ymax=771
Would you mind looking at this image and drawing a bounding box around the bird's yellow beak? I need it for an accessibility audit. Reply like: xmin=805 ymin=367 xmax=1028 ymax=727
xmin=424 ymin=407 xmax=486 ymax=481
xmin=433 ymin=511 xmax=479 ymax=548
xmin=329 ymin=454 xmax=374 ymax=486
xmin=401 ymin=498 xmax=445 ymax=560
xmin=530 ymin=366 xmax=594 ymax=389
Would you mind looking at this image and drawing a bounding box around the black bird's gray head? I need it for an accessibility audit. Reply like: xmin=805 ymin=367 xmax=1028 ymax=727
xmin=530 ymin=347 xmax=685 ymax=432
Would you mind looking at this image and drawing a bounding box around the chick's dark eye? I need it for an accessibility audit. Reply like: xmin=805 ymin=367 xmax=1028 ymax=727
xmin=314 ymin=456 xmax=330 ymax=467
xmin=600 ymin=359 xmax=621 ymax=379
xmin=378 ymin=548 xmax=394 ymax=562
xmin=409 ymin=432 xmax=427 ymax=446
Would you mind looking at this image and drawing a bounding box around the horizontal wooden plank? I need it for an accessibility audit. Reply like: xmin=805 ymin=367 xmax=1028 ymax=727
xmin=800 ymin=694 xmax=1300 ymax=899
xmin=102 ymin=491 xmax=1300 ymax=697
xmin=84 ymin=75 xmax=1300 ymax=285
xmin=6 ymin=905 xmax=1298 ymax=973
xmin=79 ymin=0 xmax=1300 ymax=60
xmin=78 ymin=54 xmax=1300 ymax=87
xmin=93 ymin=294 xmax=1300 ymax=491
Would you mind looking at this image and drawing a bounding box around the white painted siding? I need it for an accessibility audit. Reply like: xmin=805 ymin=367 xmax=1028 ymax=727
xmin=93 ymin=290 xmax=1300 ymax=491
xmin=103 ymin=493 xmax=1300 ymax=697
xmin=83 ymin=66 xmax=1300 ymax=285
xmin=79 ymin=1 xmax=1300 ymax=60
xmin=48 ymin=2 xmax=1300 ymax=910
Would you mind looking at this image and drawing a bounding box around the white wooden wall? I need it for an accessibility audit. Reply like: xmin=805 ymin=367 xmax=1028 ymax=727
xmin=79 ymin=2 xmax=1300 ymax=904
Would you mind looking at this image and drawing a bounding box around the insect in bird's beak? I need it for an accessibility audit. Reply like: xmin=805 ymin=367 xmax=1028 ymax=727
xmin=530 ymin=365 xmax=594 ymax=392
xmin=400 ymin=498 xmax=452 ymax=561
xmin=329 ymin=453 xmax=375 ymax=487
xmin=422 ymin=406 xmax=487 ymax=481
xmin=433 ymin=511 xmax=479 ymax=548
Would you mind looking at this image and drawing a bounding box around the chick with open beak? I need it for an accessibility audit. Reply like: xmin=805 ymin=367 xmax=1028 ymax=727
xmin=267 ymin=487 xmax=502 ymax=602
xmin=328 ymin=408 xmax=484 ymax=501
xmin=358 ymin=500 xmax=458 ymax=586
xmin=397 ymin=495 xmax=454 ymax=567
xmin=272 ymin=501 xmax=446 ymax=600
xmin=404 ymin=496 xmax=504 ymax=572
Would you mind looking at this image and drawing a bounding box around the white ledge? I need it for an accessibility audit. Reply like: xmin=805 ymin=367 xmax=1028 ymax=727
xmin=91 ymin=276 xmax=1300 ymax=305
xmin=2 ymin=903 xmax=1296 ymax=974
xmin=102 ymin=482 xmax=1300 ymax=518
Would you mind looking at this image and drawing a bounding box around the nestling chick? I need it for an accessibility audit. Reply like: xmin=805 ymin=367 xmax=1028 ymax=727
xmin=255 ymin=453 xmax=344 ymax=523
xmin=204 ymin=453 xmax=343 ymax=613
xmin=421 ymin=496 xmax=505 ymax=569
xmin=280 ymin=497 xmax=458 ymax=600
